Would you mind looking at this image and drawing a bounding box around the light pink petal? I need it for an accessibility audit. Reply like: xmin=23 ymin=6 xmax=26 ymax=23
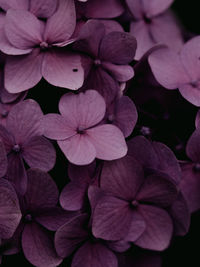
xmin=5 ymin=9 xmax=43 ymax=49
xmin=29 ymin=0 xmax=57 ymax=18
xmin=180 ymin=36 xmax=200 ymax=81
xmin=130 ymin=21 xmax=155 ymax=60
xmin=126 ymin=0 xmax=143 ymax=19
xmin=25 ymin=169 xmax=59 ymax=209
xmin=84 ymin=0 xmax=124 ymax=19
xmin=6 ymin=99 xmax=43 ymax=144
xmin=0 ymin=179 xmax=22 ymax=239
xmin=59 ymin=90 xmax=106 ymax=129
xmin=113 ymin=96 xmax=138 ymax=137
xmin=22 ymin=136 xmax=56 ymax=171
xmin=0 ymin=0 xmax=28 ymax=11
xmin=135 ymin=205 xmax=173 ymax=251
xmin=74 ymin=20 xmax=105 ymax=58
xmin=149 ymin=11 xmax=183 ymax=53
xmin=100 ymin=32 xmax=137 ymax=64
xmin=44 ymin=0 xmax=76 ymax=44
xmin=0 ymin=140 xmax=7 ymax=177
xmin=5 ymin=49 xmax=43 ymax=93
xmin=142 ymin=0 xmax=174 ymax=17
xmin=101 ymin=156 xmax=144 ymax=200
xmin=22 ymin=223 xmax=62 ymax=267
xmin=58 ymin=134 xmax=96 ymax=165
xmin=72 ymin=242 xmax=118 ymax=267
xmin=87 ymin=124 xmax=127 ymax=161
xmin=148 ymin=47 xmax=189 ymax=89
xmin=7 ymin=153 xmax=27 ymax=195
xmin=41 ymin=114 xmax=76 ymax=140
xmin=0 ymin=28 xmax=32 ymax=55
xmin=179 ymin=83 xmax=200 ymax=106
xmin=42 ymin=50 xmax=84 ymax=90
xmin=102 ymin=62 xmax=134 ymax=82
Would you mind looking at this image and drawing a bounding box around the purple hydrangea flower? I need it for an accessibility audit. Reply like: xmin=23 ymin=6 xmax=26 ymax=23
xmin=12 ymin=168 xmax=77 ymax=267
xmin=0 ymin=0 xmax=84 ymax=93
xmin=41 ymin=90 xmax=127 ymax=165
xmin=0 ymin=140 xmax=7 ymax=177
xmin=76 ymin=0 xmax=124 ymax=20
xmin=0 ymin=0 xmax=57 ymax=18
xmin=0 ymin=99 xmax=56 ymax=194
xmin=126 ymin=0 xmax=183 ymax=59
xmin=73 ymin=20 xmax=136 ymax=104
xmin=148 ymin=36 xmax=200 ymax=106
xmin=55 ymin=213 xmax=130 ymax=267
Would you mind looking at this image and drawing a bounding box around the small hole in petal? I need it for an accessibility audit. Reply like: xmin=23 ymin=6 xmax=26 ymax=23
xmin=73 ymin=68 xmax=78 ymax=72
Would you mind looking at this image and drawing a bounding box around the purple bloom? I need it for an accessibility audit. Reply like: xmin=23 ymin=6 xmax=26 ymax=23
xmin=0 ymin=0 xmax=57 ymax=18
xmin=41 ymin=90 xmax=127 ymax=165
xmin=74 ymin=20 xmax=136 ymax=104
xmin=149 ymin=36 xmax=200 ymax=106
xmin=0 ymin=99 xmax=56 ymax=194
xmin=55 ymin=213 xmax=130 ymax=267
xmin=0 ymin=140 xmax=7 ymax=177
xmin=105 ymin=95 xmax=138 ymax=137
xmin=0 ymin=0 xmax=84 ymax=93
xmin=126 ymin=0 xmax=183 ymax=59
xmin=0 ymin=179 xmax=21 ymax=240
xmin=13 ymin=168 xmax=77 ymax=267
xmin=76 ymin=0 xmax=124 ymax=20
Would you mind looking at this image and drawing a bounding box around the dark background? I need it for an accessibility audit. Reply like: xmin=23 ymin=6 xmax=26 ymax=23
xmin=2 ymin=0 xmax=200 ymax=266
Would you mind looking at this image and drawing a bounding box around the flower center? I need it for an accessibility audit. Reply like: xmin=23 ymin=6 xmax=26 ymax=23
xmin=24 ymin=214 xmax=33 ymax=223
xmin=12 ymin=144 xmax=21 ymax=153
xmin=130 ymin=200 xmax=139 ymax=208
xmin=193 ymin=163 xmax=200 ymax=172
xmin=143 ymin=15 xmax=152 ymax=24
xmin=77 ymin=126 xmax=85 ymax=134
xmin=1 ymin=110 xmax=8 ymax=118
xmin=190 ymin=80 xmax=200 ymax=88
xmin=107 ymin=114 xmax=115 ymax=123
xmin=40 ymin=41 xmax=49 ymax=50
xmin=94 ymin=59 xmax=101 ymax=66
xmin=140 ymin=126 xmax=151 ymax=136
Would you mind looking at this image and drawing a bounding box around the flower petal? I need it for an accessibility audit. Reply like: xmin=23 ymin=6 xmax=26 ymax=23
xmin=44 ymin=0 xmax=76 ymax=43
xmin=0 ymin=179 xmax=22 ymax=239
xmin=58 ymin=134 xmax=96 ymax=165
xmin=55 ymin=213 xmax=88 ymax=258
xmin=87 ymin=124 xmax=127 ymax=161
xmin=22 ymin=223 xmax=62 ymax=267
xmin=22 ymin=136 xmax=56 ymax=171
xmin=100 ymin=32 xmax=137 ymax=64
xmin=179 ymin=83 xmax=200 ymax=107
xmin=0 ymin=0 xmax=29 ymax=11
xmin=148 ymin=47 xmax=189 ymax=89
xmin=29 ymin=0 xmax=57 ymax=18
xmin=24 ymin=169 xmax=59 ymax=210
xmin=101 ymin=156 xmax=144 ymax=200
xmin=6 ymin=99 xmax=43 ymax=144
xmin=142 ymin=0 xmax=174 ymax=17
xmin=59 ymin=90 xmax=106 ymax=129
xmin=5 ymin=49 xmax=43 ymax=93
xmin=0 ymin=140 xmax=7 ymax=177
xmin=72 ymin=241 xmax=118 ymax=267
xmin=42 ymin=50 xmax=84 ymax=90
xmin=5 ymin=9 xmax=43 ymax=49
xmin=102 ymin=62 xmax=134 ymax=82
xmin=135 ymin=205 xmax=173 ymax=251
xmin=186 ymin=127 xmax=200 ymax=163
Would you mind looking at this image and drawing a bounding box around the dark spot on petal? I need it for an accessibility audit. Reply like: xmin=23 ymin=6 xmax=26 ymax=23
xmin=1 ymin=110 xmax=8 ymax=118
xmin=73 ymin=68 xmax=78 ymax=72
xmin=193 ymin=163 xmax=200 ymax=172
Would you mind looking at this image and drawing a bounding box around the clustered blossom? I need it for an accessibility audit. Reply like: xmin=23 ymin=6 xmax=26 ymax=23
xmin=0 ymin=0 xmax=199 ymax=267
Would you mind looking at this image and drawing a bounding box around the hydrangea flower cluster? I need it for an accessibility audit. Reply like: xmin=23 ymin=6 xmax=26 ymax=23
xmin=0 ymin=0 xmax=199 ymax=266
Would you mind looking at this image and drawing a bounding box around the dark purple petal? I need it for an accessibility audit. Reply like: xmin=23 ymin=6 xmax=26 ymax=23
xmin=22 ymin=223 xmax=62 ymax=267
xmin=135 ymin=205 xmax=173 ymax=251
xmin=68 ymin=161 xmax=96 ymax=181
xmin=22 ymin=136 xmax=56 ymax=171
xmin=24 ymin=169 xmax=59 ymax=210
xmin=72 ymin=241 xmax=118 ymax=267
xmin=186 ymin=127 xmax=200 ymax=163
xmin=101 ymin=156 xmax=144 ymax=200
xmin=6 ymin=99 xmax=43 ymax=144
xmin=0 ymin=140 xmax=7 ymax=177
xmin=100 ymin=32 xmax=137 ymax=64
xmin=55 ymin=213 xmax=88 ymax=258
xmin=0 ymin=179 xmax=22 ymax=239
